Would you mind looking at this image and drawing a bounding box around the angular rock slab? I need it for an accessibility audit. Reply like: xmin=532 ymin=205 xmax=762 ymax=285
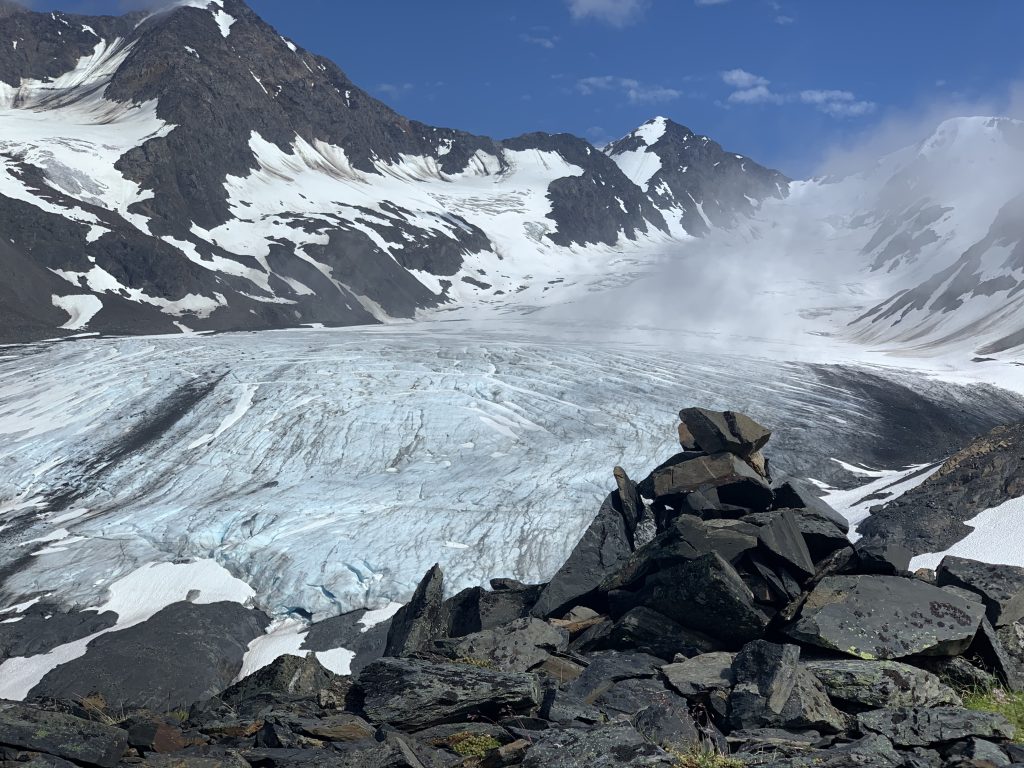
xmin=634 ymin=552 xmax=771 ymax=645
xmin=858 ymin=706 xmax=1016 ymax=747
xmin=661 ymin=652 xmax=736 ymax=697
xmin=679 ymin=407 xmax=771 ymax=458
xmin=650 ymin=452 xmax=773 ymax=509
xmin=786 ymin=575 xmax=985 ymax=659
xmin=358 ymin=657 xmax=540 ymax=732
xmin=804 ymin=659 xmax=961 ymax=709
xmin=384 ymin=563 xmax=446 ymax=657
xmin=0 ymin=702 xmax=128 ymax=768
xmin=520 ymin=724 xmax=675 ymax=767
xmin=937 ymin=555 xmax=1024 ymax=627
xmin=531 ymin=492 xmax=636 ymax=619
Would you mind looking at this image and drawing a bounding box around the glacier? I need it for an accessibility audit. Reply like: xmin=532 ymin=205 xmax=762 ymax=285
xmin=1 ymin=319 xmax=1021 ymax=620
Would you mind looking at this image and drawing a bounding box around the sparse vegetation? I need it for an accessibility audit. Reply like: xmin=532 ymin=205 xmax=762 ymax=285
xmin=455 ymin=656 xmax=494 ymax=669
xmin=668 ymin=740 xmax=743 ymax=768
xmin=962 ymin=686 xmax=1024 ymax=742
xmin=447 ymin=731 xmax=502 ymax=757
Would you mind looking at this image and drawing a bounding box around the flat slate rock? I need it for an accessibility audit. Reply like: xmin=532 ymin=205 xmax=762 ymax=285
xmin=804 ymin=659 xmax=961 ymax=709
xmin=520 ymin=724 xmax=675 ymax=767
xmin=937 ymin=555 xmax=1024 ymax=627
xmin=0 ymin=701 xmax=128 ymax=768
xmin=661 ymin=652 xmax=736 ymax=696
xmin=786 ymin=575 xmax=985 ymax=659
xmin=735 ymin=734 xmax=904 ymax=767
xmin=650 ymin=452 xmax=773 ymax=509
xmin=28 ymin=601 xmax=267 ymax=711
xmin=678 ymin=408 xmax=771 ymax=458
xmin=858 ymin=706 xmax=1016 ymax=747
xmin=358 ymin=657 xmax=540 ymax=731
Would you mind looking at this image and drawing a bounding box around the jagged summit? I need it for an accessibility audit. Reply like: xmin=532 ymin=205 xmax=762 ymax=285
xmin=607 ymin=115 xmax=790 ymax=237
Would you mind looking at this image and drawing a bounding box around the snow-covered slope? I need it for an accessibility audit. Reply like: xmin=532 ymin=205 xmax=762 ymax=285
xmin=0 ymin=0 xmax=786 ymax=343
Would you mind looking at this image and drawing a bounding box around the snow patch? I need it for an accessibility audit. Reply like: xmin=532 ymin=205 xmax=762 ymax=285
xmin=52 ymin=294 xmax=102 ymax=331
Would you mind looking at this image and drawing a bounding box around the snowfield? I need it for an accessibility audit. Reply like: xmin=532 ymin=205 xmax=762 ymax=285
xmin=1 ymin=320 xmax=1021 ymax=622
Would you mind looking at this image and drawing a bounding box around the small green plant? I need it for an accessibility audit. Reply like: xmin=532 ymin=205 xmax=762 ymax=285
xmin=668 ymin=740 xmax=743 ymax=768
xmin=447 ymin=731 xmax=502 ymax=757
xmin=168 ymin=708 xmax=190 ymax=723
xmin=962 ymin=686 xmax=1024 ymax=742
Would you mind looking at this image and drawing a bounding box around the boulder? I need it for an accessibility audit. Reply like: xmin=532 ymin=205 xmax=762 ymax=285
xmin=632 ymin=703 xmax=700 ymax=750
xmin=678 ymin=408 xmax=771 ymax=458
xmin=732 ymin=734 xmax=905 ymax=767
xmin=858 ymin=707 xmax=1016 ymax=747
xmin=597 ymin=607 xmax=720 ymax=660
xmin=786 ymin=575 xmax=985 ymax=659
xmin=219 ymin=652 xmax=335 ymax=707
xmin=0 ymin=702 xmax=128 ymax=768
xmin=661 ymin=652 xmax=736 ymax=697
xmin=432 ymin=617 xmax=568 ymax=672
xmin=564 ymin=650 xmax=663 ymax=705
xmin=614 ymin=465 xmax=655 ymax=548
xmin=755 ymin=510 xmax=816 ymax=578
xmin=444 ymin=582 xmax=544 ymax=638
xmin=29 ymin=601 xmax=268 ymax=711
xmin=855 ymin=540 xmax=913 ymax=575
xmin=771 ymin=478 xmax=850 ymax=531
xmin=632 ymin=552 xmax=771 ymax=645
xmin=945 ymin=737 xmax=1012 ymax=766
xmin=936 ymin=556 xmax=1024 ymax=628
xmin=384 ymin=563 xmax=446 ymax=657
xmin=744 ymin=508 xmax=851 ymax=563
xmin=358 ymin=657 xmax=540 ymax=731
xmin=727 ymin=641 xmax=843 ymax=734
xmin=650 ymin=452 xmax=773 ymax=510
xmin=520 ymin=723 xmax=675 ymax=767
xmin=591 ymin=677 xmax=682 ymax=719
xmin=804 ymin=659 xmax=961 ymax=709
xmin=531 ymin=491 xmax=637 ymax=619
xmin=601 ymin=516 xmax=758 ymax=594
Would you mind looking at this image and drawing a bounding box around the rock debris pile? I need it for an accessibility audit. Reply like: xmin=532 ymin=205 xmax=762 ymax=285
xmin=3 ymin=408 xmax=1024 ymax=767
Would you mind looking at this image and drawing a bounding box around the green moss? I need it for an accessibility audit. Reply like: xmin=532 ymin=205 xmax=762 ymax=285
xmin=668 ymin=742 xmax=743 ymax=768
xmin=448 ymin=732 xmax=502 ymax=757
xmin=962 ymin=687 xmax=1024 ymax=742
xmin=455 ymin=656 xmax=494 ymax=669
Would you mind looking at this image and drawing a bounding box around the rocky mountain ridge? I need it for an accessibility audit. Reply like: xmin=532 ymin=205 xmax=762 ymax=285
xmin=0 ymin=0 xmax=788 ymax=342
xmin=2 ymin=407 xmax=1024 ymax=766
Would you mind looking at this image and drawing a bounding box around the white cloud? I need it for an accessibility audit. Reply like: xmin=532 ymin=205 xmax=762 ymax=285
xmin=775 ymin=14 xmax=795 ymax=24
xmin=566 ymin=0 xmax=648 ymax=27
xmin=695 ymin=0 xmax=731 ymax=4
xmin=721 ymin=69 xmax=769 ymax=89
xmin=728 ymin=85 xmax=785 ymax=105
xmin=577 ymin=76 xmax=681 ymax=104
xmin=800 ymin=89 xmax=877 ymax=117
xmin=521 ymin=33 xmax=558 ymax=49
xmin=719 ymin=70 xmax=875 ymax=118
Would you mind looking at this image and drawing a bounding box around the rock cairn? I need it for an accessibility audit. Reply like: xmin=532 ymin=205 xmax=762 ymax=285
xmin=3 ymin=407 xmax=1024 ymax=767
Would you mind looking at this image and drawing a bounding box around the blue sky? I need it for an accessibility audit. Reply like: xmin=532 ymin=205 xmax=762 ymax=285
xmin=33 ymin=0 xmax=1024 ymax=176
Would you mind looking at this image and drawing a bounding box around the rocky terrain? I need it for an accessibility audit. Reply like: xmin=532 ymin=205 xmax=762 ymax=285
xmin=3 ymin=407 xmax=1024 ymax=767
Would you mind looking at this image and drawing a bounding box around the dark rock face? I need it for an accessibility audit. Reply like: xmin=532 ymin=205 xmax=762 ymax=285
xmin=28 ymin=601 xmax=268 ymax=711
xmin=786 ymin=575 xmax=985 ymax=659
xmin=357 ymin=657 xmax=540 ymax=731
xmin=858 ymin=421 xmax=1024 ymax=555
xmin=519 ymin=724 xmax=675 ymax=767
xmin=432 ymin=617 xmax=568 ymax=672
xmin=0 ymin=606 xmax=117 ymax=662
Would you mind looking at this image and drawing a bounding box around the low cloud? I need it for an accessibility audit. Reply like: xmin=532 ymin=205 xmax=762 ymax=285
xmin=376 ymin=83 xmax=414 ymax=99
xmin=722 ymin=69 xmax=769 ymax=90
xmin=566 ymin=0 xmax=648 ymax=27
xmin=577 ymin=75 xmax=681 ymax=104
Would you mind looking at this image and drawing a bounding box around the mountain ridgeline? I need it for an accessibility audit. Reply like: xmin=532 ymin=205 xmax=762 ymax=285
xmin=0 ymin=0 xmax=789 ymax=342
